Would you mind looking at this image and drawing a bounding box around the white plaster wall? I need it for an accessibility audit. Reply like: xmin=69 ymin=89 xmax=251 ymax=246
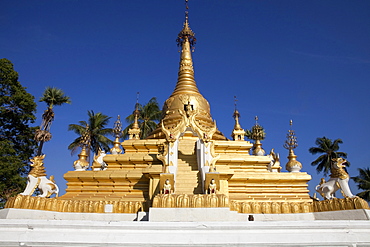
xmin=0 ymin=208 xmax=370 ymax=246
xmin=1 ymin=218 xmax=370 ymax=246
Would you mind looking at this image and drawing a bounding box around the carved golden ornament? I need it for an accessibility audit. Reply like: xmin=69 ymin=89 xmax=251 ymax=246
xmin=5 ymin=195 xmax=147 ymax=214
xmin=29 ymin=155 xmax=47 ymax=177
xmin=159 ymin=97 xmax=218 ymax=143
xmin=230 ymin=201 xmax=313 ymax=214
xmin=110 ymin=116 xmax=123 ymax=153
xmin=157 ymin=143 xmax=169 ymax=171
xmin=152 ymin=194 xmax=229 ymax=208
xmin=245 ymin=119 xmax=266 ymax=141
xmin=330 ymin=158 xmax=349 ymax=180
xmin=313 ymin=197 xmax=369 ymax=212
xmin=209 ymin=142 xmax=220 ymax=170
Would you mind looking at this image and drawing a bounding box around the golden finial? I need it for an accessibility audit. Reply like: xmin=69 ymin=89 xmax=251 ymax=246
xmin=113 ymin=115 xmax=122 ymax=139
xmin=245 ymin=117 xmax=266 ymax=155
xmin=232 ymin=96 xmax=241 ymax=129
xmin=284 ymin=120 xmax=298 ymax=150
xmin=111 ymin=115 xmax=123 ymax=154
xmin=132 ymin=92 xmax=140 ymax=129
xmin=284 ymin=119 xmax=302 ymax=172
xmin=177 ymin=0 xmax=196 ymax=50
xmin=234 ymin=96 xmax=238 ymax=110
xmin=128 ymin=93 xmax=141 ymax=140
xmin=232 ymin=96 xmax=244 ymax=141
xmin=171 ymin=0 xmax=199 ymax=97
xmin=233 ymin=96 xmax=240 ymax=118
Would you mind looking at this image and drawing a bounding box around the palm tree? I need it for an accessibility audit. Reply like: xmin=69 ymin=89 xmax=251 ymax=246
xmin=35 ymin=87 xmax=71 ymax=156
xmin=68 ymin=111 xmax=113 ymax=160
xmin=123 ymin=97 xmax=162 ymax=139
xmin=309 ymin=137 xmax=348 ymax=176
xmin=351 ymin=168 xmax=370 ymax=202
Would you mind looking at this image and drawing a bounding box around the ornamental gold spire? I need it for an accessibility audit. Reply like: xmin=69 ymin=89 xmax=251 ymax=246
xmin=245 ymin=116 xmax=266 ymax=155
xmin=128 ymin=93 xmax=141 ymax=140
xmin=172 ymin=1 xmax=199 ymax=97
xmin=231 ymin=96 xmax=245 ymax=141
xmin=110 ymin=115 xmax=123 ymax=154
xmin=284 ymin=120 xmax=302 ymax=172
xmin=146 ymin=1 xmax=227 ymax=141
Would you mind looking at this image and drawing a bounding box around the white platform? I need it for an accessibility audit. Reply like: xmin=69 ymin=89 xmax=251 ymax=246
xmin=1 ymin=208 xmax=370 ymax=246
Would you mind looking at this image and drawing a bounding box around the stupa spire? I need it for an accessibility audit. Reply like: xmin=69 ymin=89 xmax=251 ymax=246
xmin=110 ymin=115 xmax=123 ymax=154
xmin=146 ymin=0 xmax=227 ymax=141
xmin=128 ymin=92 xmax=141 ymax=140
xmin=231 ymin=96 xmax=245 ymax=141
xmin=171 ymin=0 xmax=200 ymax=96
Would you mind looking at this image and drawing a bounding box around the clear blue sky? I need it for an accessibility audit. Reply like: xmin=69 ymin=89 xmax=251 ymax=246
xmin=2 ymin=1 xmax=370 ymax=197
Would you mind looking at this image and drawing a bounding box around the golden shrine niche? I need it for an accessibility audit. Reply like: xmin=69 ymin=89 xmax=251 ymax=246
xmin=6 ymin=8 xmax=369 ymax=215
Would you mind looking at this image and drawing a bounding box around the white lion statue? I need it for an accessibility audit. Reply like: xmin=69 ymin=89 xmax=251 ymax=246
xmin=20 ymin=155 xmax=59 ymax=197
xmin=315 ymin=157 xmax=355 ymax=200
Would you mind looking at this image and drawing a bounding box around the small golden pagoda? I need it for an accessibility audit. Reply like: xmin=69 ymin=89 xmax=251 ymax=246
xmin=6 ymin=4 xmax=368 ymax=215
xmin=57 ymin=10 xmax=313 ymax=214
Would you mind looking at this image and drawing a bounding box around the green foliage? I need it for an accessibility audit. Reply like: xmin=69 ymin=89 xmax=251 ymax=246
xmin=351 ymin=167 xmax=370 ymax=202
xmin=0 ymin=58 xmax=37 ymax=207
xmin=68 ymin=110 xmax=113 ymax=160
xmin=36 ymin=87 xmax=71 ymax=156
xmin=39 ymin=86 xmax=71 ymax=109
xmin=309 ymin=137 xmax=348 ymax=176
xmin=245 ymin=124 xmax=266 ymax=141
xmin=123 ymin=97 xmax=162 ymax=139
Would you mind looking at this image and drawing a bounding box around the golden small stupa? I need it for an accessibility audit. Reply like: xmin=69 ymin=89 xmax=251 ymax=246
xmin=6 ymin=3 xmax=368 ymax=215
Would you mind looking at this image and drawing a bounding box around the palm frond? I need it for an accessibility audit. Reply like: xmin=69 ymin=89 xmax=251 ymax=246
xmin=39 ymin=87 xmax=71 ymax=108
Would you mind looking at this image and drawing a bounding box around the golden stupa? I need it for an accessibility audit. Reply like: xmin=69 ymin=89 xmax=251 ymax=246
xmin=6 ymin=6 xmax=368 ymax=215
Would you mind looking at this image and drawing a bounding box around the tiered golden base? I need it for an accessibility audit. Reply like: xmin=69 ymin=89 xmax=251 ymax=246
xmin=5 ymin=194 xmax=369 ymax=214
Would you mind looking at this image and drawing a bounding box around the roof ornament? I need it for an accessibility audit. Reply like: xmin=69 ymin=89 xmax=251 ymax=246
xmin=110 ymin=115 xmax=123 ymax=154
xmin=177 ymin=0 xmax=196 ymax=51
xmin=284 ymin=120 xmax=302 ymax=172
xmin=231 ymin=96 xmax=244 ymax=141
xmin=245 ymin=116 xmax=266 ymax=155
xmin=234 ymin=96 xmax=238 ymax=111
xmin=232 ymin=96 xmax=241 ymax=130
xmin=128 ymin=92 xmax=141 ymax=140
